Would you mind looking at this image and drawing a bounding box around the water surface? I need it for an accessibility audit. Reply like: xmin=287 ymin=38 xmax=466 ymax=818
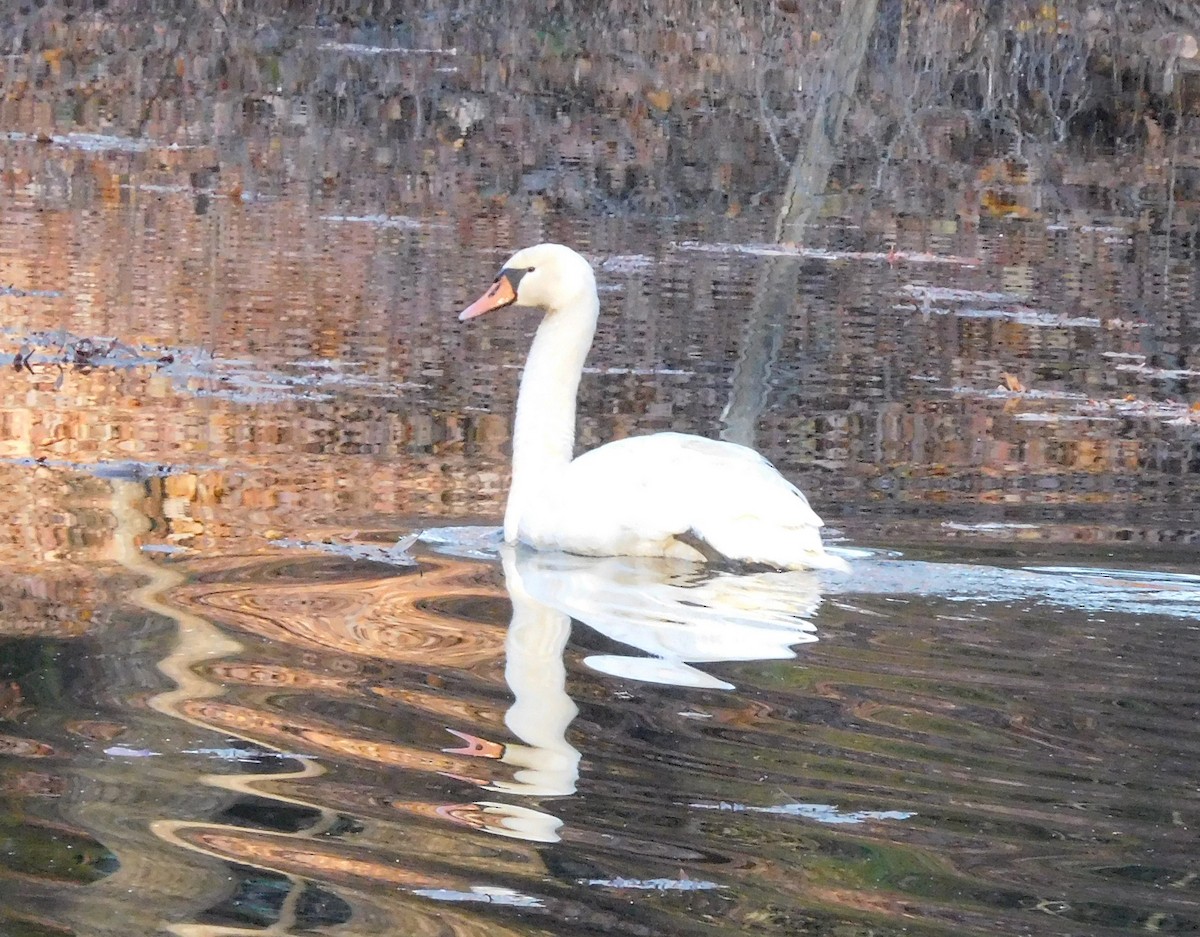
xmin=1 ymin=5 xmax=1199 ymax=936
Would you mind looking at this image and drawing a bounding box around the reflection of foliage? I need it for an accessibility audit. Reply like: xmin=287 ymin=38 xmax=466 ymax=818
xmin=752 ymin=0 xmax=1199 ymax=167
xmin=0 ymin=640 xmax=67 ymax=704
xmin=0 ymin=0 xmax=1192 ymax=222
xmin=0 ymin=818 xmax=115 ymax=884
xmin=951 ymin=2 xmax=1097 ymax=144
xmin=2 ymin=1 xmax=1195 ymax=171
xmin=200 ymin=872 xmax=353 ymax=930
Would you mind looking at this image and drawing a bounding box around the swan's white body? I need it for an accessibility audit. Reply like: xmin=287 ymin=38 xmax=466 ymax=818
xmin=516 ymin=433 xmax=831 ymax=565
xmin=459 ymin=243 xmax=846 ymax=572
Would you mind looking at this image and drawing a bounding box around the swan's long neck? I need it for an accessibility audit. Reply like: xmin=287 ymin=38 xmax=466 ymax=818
xmin=504 ymin=288 xmax=599 ymax=541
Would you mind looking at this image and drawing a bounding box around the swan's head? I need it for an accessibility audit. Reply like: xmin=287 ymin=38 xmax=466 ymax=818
xmin=459 ymin=243 xmax=596 ymax=321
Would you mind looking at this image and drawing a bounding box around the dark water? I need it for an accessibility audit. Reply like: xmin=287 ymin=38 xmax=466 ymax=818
xmin=2 ymin=5 xmax=1200 ymax=936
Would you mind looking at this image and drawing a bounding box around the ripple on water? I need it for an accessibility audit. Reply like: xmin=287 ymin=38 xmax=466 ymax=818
xmin=177 ymin=553 xmax=508 ymax=665
xmin=6 ymin=533 xmax=1199 ymax=937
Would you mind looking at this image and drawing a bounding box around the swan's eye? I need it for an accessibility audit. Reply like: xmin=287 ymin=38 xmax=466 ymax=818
xmin=525 ymin=266 xmax=535 ymax=273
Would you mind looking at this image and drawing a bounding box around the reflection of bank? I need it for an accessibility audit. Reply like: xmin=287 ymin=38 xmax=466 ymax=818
xmin=444 ymin=545 xmax=825 ymax=843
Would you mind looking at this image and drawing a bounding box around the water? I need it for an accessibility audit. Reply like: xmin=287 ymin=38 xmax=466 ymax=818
xmin=2 ymin=4 xmax=1200 ymax=936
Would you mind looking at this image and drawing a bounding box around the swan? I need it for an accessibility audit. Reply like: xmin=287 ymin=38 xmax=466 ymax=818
xmin=459 ymin=243 xmax=847 ymax=572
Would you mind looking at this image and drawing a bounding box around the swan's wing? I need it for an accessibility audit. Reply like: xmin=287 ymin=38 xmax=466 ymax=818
xmin=528 ymin=433 xmax=833 ymax=568
xmin=566 ymin=432 xmax=824 ymax=527
xmin=651 ymin=434 xmax=824 ymax=527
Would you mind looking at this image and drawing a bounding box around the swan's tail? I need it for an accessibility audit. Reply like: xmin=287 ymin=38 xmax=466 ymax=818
xmin=691 ymin=520 xmax=850 ymax=573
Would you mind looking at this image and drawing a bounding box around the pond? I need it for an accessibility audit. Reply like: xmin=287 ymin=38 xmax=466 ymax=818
xmin=1 ymin=4 xmax=1199 ymax=936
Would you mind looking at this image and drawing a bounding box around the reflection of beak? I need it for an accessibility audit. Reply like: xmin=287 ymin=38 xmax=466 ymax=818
xmin=443 ymin=728 xmax=506 ymax=759
xmin=459 ymin=272 xmax=518 ymax=321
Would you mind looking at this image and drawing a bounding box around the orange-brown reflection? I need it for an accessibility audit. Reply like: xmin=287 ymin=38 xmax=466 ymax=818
xmin=166 ymin=823 xmax=446 ymax=889
xmin=174 ymin=553 xmax=507 ymax=666
xmin=0 ymin=734 xmax=55 ymax=757
xmin=207 ymin=658 xmax=508 ymax=727
xmin=180 ymin=698 xmax=500 ymax=783
xmin=204 ymin=660 xmax=354 ymax=694
xmin=0 ymin=462 xmax=130 ymax=638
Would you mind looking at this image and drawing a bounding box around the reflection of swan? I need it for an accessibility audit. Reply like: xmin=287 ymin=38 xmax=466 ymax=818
xmin=455 ymin=547 xmax=582 ymax=801
xmin=446 ymin=545 xmax=825 ymax=842
xmin=514 ymin=549 xmax=823 ymax=690
xmin=458 ymin=243 xmax=847 ymax=572
xmin=439 ymin=546 xmax=581 ymax=844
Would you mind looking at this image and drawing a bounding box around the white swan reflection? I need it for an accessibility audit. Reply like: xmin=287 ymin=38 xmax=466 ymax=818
xmin=444 ymin=544 xmax=828 ymax=842
xmin=512 ymin=547 xmax=824 ymax=690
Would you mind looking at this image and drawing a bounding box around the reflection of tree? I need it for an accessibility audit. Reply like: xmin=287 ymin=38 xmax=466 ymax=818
xmin=723 ymin=0 xmax=879 ymax=447
xmin=955 ymin=3 xmax=1092 ymax=146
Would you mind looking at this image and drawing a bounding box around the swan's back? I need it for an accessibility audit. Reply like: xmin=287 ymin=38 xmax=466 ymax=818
xmin=520 ymin=432 xmax=843 ymax=571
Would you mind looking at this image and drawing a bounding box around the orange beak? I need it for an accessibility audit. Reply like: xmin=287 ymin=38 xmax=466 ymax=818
xmin=459 ymin=272 xmax=518 ymax=321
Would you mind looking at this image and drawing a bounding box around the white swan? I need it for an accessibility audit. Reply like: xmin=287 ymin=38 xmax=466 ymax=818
xmin=459 ymin=243 xmax=847 ymax=572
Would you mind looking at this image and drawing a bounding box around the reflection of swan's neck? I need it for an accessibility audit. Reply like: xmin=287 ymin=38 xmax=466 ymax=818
xmin=498 ymin=548 xmax=581 ymax=797
xmin=504 ymin=288 xmax=599 ymax=542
